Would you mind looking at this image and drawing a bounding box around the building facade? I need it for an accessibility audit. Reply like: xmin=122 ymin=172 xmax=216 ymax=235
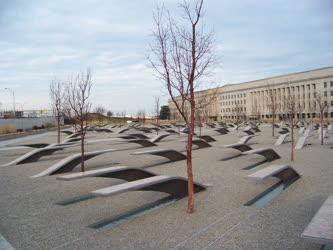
xmin=169 ymin=67 xmax=333 ymax=122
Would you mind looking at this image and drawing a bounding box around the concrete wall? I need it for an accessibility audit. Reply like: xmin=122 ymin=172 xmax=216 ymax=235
xmin=0 ymin=117 xmax=58 ymax=130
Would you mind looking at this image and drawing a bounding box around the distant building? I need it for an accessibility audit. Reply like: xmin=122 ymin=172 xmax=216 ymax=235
xmin=169 ymin=66 xmax=333 ymax=122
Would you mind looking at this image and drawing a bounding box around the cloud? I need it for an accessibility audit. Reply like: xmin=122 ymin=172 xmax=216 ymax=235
xmin=0 ymin=0 xmax=332 ymax=113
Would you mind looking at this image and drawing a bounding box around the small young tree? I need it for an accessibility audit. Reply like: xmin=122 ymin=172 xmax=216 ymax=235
xmin=195 ymin=90 xmax=218 ymax=136
xmin=153 ymin=96 xmax=160 ymax=134
xmin=284 ymin=85 xmax=297 ymax=161
xmin=67 ymin=69 xmax=93 ymax=172
xmin=266 ymin=84 xmax=278 ymax=137
xmin=314 ymin=91 xmax=328 ymax=145
xmin=49 ymin=78 xmax=65 ymax=144
xmin=94 ymin=105 xmax=106 ymax=124
xmin=150 ymin=0 xmax=214 ymax=213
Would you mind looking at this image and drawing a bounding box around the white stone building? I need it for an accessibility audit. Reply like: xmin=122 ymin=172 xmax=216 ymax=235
xmin=169 ymin=66 xmax=333 ymax=122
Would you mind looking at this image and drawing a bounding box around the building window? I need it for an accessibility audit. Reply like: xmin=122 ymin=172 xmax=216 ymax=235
xmin=324 ymin=82 xmax=327 ymax=88
xmin=324 ymin=91 xmax=327 ymax=97
xmin=331 ymin=101 xmax=333 ymax=107
xmin=331 ymin=81 xmax=333 ymax=87
xmin=331 ymin=91 xmax=333 ymax=96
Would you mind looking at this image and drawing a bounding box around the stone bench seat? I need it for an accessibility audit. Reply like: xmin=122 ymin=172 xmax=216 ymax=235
xmin=198 ymin=135 xmax=216 ymax=142
xmin=223 ymin=143 xmax=252 ymax=152
xmin=57 ymin=166 xmax=156 ymax=182
xmin=31 ymin=149 xmax=118 ymax=178
xmin=301 ymin=196 xmax=333 ymax=247
xmin=241 ymin=147 xmax=280 ymax=162
xmin=131 ymin=149 xmax=186 ymax=162
xmin=245 ymin=164 xmax=299 ymax=182
xmin=238 ymin=135 xmax=255 ymax=145
xmin=274 ymin=133 xmax=289 ymax=146
xmin=90 ymin=175 xmax=206 ymax=198
xmin=2 ymin=146 xmax=67 ymax=167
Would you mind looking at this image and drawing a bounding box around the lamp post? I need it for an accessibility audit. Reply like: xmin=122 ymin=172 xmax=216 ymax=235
xmin=4 ymin=88 xmax=16 ymax=117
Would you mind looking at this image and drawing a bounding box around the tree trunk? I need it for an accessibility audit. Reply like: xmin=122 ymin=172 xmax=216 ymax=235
xmin=186 ymin=118 xmax=195 ymax=213
xmin=57 ymin=115 xmax=61 ymax=144
xmin=291 ymin=117 xmax=294 ymax=162
xmin=320 ymin=113 xmax=323 ymax=145
xmin=156 ymin=118 xmax=159 ymax=135
xmin=272 ymin=114 xmax=275 ymax=137
xmin=80 ymin=121 xmax=85 ymax=172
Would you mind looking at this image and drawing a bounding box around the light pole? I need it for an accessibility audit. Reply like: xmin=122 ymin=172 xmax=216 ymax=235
xmin=4 ymin=88 xmax=16 ymax=117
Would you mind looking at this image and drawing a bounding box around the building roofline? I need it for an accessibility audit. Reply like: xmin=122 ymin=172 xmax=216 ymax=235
xmin=222 ymin=66 xmax=333 ymax=88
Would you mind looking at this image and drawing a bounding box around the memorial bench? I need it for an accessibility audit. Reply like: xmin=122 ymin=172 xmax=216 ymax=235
xmin=31 ymin=149 xmax=117 ymax=177
xmin=241 ymin=147 xmax=280 ymax=162
xmin=245 ymin=164 xmax=300 ymax=183
xmin=2 ymin=146 xmax=66 ymax=166
xmin=90 ymin=175 xmax=206 ymax=198
xmin=132 ymin=149 xmax=187 ymax=162
xmin=274 ymin=133 xmax=289 ymax=146
xmin=57 ymin=166 xmax=156 ymax=182
xmin=301 ymin=196 xmax=333 ymax=248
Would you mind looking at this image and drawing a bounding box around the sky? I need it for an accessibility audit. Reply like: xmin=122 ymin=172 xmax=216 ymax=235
xmin=0 ymin=0 xmax=332 ymax=115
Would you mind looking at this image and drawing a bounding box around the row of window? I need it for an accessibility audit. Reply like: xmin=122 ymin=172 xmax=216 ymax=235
xmin=220 ymin=99 xmax=247 ymax=106
xmin=222 ymin=107 xmax=247 ymax=113
xmin=323 ymin=91 xmax=333 ymax=97
xmin=220 ymin=93 xmax=246 ymax=100
xmin=222 ymin=112 xmax=333 ymax=119
xmin=323 ymin=81 xmax=333 ymax=88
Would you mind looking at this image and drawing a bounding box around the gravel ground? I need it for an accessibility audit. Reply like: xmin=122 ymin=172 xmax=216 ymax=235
xmin=0 ymin=125 xmax=332 ymax=249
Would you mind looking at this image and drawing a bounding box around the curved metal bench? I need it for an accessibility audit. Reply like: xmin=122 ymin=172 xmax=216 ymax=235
xmin=31 ymin=149 xmax=118 ymax=178
xmin=241 ymin=148 xmax=280 ymax=162
xmin=215 ymin=128 xmax=229 ymax=134
xmin=274 ymin=133 xmax=289 ymax=146
xmin=90 ymin=175 xmax=206 ymax=198
xmin=126 ymin=139 xmax=157 ymax=147
xmin=61 ymin=130 xmax=73 ymax=135
xmin=57 ymin=166 xmax=156 ymax=182
xmin=95 ymin=128 xmax=113 ymax=133
xmin=2 ymin=146 xmax=65 ymax=166
xmin=20 ymin=143 xmax=51 ymax=148
xmin=243 ymin=130 xmax=255 ymax=135
xmin=223 ymin=143 xmax=252 ymax=152
xmin=301 ymin=196 xmax=333 ymax=247
xmin=199 ymin=135 xmax=216 ymax=142
xmin=165 ymin=129 xmax=178 ymax=134
xmin=295 ymin=135 xmax=308 ymax=150
xmin=128 ymin=133 xmax=150 ymax=139
xmin=245 ymin=164 xmax=300 ymax=183
xmin=150 ymin=134 xmax=171 ymax=143
xmin=117 ymin=128 xmax=129 ymax=134
xmin=238 ymin=135 xmax=255 ymax=145
xmin=192 ymin=139 xmax=211 ymax=149
xmin=132 ymin=149 xmax=187 ymax=162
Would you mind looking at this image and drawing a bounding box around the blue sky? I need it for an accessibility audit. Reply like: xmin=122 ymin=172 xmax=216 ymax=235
xmin=0 ymin=0 xmax=332 ymax=115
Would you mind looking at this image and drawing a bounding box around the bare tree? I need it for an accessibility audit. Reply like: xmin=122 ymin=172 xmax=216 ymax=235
xmin=150 ymin=0 xmax=214 ymax=213
xmin=153 ymin=96 xmax=160 ymax=134
xmin=195 ymin=89 xmax=218 ymax=136
xmin=314 ymin=91 xmax=328 ymax=145
xmin=67 ymin=69 xmax=93 ymax=172
xmin=49 ymin=78 xmax=65 ymax=144
xmin=106 ymin=110 xmax=113 ymax=120
xmin=266 ymin=84 xmax=278 ymax=137
xmin=283 ymin=84 xmax=298 ymax=161
xmin=94 ymin=105 xmax=106 ymax=124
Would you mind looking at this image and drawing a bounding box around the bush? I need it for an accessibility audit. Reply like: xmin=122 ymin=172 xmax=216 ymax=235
xmin=0 ymin=124 xmax=17 ymax=135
